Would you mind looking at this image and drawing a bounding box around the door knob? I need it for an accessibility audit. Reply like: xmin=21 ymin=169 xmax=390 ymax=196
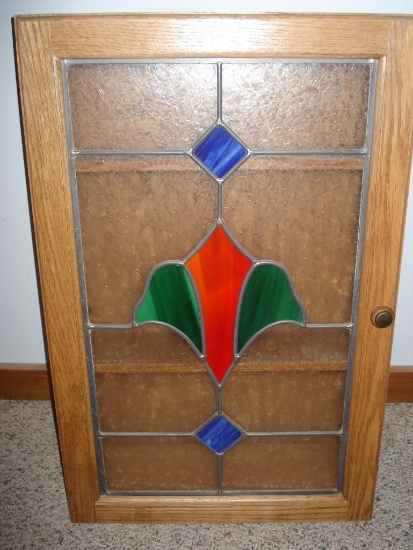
xmin=371 ymin=306 xmax=394 ymax=328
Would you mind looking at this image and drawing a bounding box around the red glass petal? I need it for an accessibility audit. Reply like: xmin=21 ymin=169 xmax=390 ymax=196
xmin=187 ymin=226 xmax=252 ymax=383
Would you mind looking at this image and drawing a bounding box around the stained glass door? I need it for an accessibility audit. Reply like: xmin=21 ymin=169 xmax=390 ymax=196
xmin=15 ymin=14 xmax=413 ymax=522
xmin=65 ymin=59 xmax=372 ymax=496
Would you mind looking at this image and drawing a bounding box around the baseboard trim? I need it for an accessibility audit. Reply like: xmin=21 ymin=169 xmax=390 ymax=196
xmin=1 ymin=363 xmax=412 ymax=403
xmin=0 ymin=364 xmax=51 ymax=400
xmin=386 ymin=367 xmax=413 ymax=403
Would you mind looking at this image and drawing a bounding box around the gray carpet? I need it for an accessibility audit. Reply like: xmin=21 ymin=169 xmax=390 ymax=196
xmin=0 ymin=400 xmax=412 ymax=549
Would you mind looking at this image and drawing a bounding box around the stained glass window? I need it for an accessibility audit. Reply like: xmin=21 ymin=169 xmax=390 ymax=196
xmin=65 ymin=59 xmax=375 ymax=495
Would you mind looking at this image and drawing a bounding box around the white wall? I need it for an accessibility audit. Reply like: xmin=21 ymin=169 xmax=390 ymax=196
xmin=1 ymin=0 xmax=412 ymax=365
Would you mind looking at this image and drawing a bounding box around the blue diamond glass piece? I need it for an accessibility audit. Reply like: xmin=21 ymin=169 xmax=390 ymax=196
xmin=196 ymin=415 xmax=243 ymax=454
xmin=193 ymin=126 xmax=248 ymax=179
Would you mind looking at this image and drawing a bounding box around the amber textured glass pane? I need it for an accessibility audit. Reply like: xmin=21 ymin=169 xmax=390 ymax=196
xmin=91 ymin=326 xmax=200 ymax=365
xmin=223 ymin=436 xmax=340 ymax=490
xmin=237 ymin=325 xmax=350 ymax=364
xmin=222 ymin=370 xmax=346 ymax=431
xmin=96 ymin=371 xmax=216 ymax=432
xmin=90 ymin=324 xmax=349 ymax=366
xmin=76 ymin=158 xmax=216 ymax=324
xmin=68 ymin=63 xmax=216 ymax=150
xmin=224 ymin=168 xmax=362 ymax=323
xmin=222 ymin=63 xmax=370 ymax=150
xmin=103 ymin=437 xmax=217 ymax=491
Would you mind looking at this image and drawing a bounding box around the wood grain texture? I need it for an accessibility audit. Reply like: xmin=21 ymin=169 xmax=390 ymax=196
xmin=343 ymin=19 xmax=413 ymax=520
xmin=14 ymin=18 xmax=99 ymax=522
xmin=95 ymin=494 xmax=348 ymax=524
xmin=47 ymin=14 xmax=390 ymax=58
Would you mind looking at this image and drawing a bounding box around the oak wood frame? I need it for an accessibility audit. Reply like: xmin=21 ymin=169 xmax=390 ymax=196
xmin=14 ymin=13 xmax=413 ymax=523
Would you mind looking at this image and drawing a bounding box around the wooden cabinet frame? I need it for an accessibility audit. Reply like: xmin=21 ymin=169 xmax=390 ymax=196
xmin=14 ymin=13 xmax=413 ymax=523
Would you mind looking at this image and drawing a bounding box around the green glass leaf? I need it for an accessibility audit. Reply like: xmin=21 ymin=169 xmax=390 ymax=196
xmin=135 ymin=264 xmax=202 ymax=353
xmin=237 ymin=263 xmax=304 ymax=353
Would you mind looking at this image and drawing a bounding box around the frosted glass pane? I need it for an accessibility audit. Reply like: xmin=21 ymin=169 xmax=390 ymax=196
xmin=91 ymin=326 xmax=199 ymax=365
xmin=223 ymin=166 xmax=362 ymax=323
xmin=103 ymin=437 xmax=217 ymax=491
xmin=223 ymin=370 xmax=346 ymax=432
xmin=68 ymin=63 xmax=216 ymax=150
xmin=96 ymin=371 xmax=216 ymax=432
xmin=223 ymin=436 xmax=340 ymax=490
xmin=222 ymin=63 xmax=370 ymax=150
xmin=76 ymin=157 xmax=216 ymax=324
xmin=237 ymin=325 xmax=350 ymax=364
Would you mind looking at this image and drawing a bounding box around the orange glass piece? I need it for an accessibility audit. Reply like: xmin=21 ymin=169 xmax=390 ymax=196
xmin=187 ymin=226 xmax=252 ymax=383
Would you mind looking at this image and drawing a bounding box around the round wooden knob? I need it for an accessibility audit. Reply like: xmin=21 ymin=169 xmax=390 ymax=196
xmin=371 ymin=307 xmax=394 ymax=328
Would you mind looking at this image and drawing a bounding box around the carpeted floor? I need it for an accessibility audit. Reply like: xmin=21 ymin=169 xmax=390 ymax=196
xmin=0 ymin=401 xmax=411 ymax=549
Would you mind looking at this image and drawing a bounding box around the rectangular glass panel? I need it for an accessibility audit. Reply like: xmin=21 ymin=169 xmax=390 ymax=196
xmin=102 ymin=437 xmax=217 ymax=491
xmin=222 ymin=62 xmax=370 ymax=150
xmin=223 ymin=165 xmax=362 ymax=323
xmin=68 ymin=63 xmax=217 ymax=150
xmin=222 ymin=436 xmax=340 ymax=490
xmin=237 ymin=326 xmax=350 ymax=364
xmin=222 ymin=370 xmax=346 ymax=432
xmin=76 ymin=157 xmax=216 ymax=324
xmin=91 ymin=326 xmax=200 ymax=365
xmin=96 ymin=371 xmax=216 ymax=432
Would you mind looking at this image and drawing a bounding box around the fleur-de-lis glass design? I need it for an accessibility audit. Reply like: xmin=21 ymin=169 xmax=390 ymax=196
xmin=134 ymin=223 xmax=305 ymax=386
xmin=133 ymin=121 xmax=306 ymax=391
